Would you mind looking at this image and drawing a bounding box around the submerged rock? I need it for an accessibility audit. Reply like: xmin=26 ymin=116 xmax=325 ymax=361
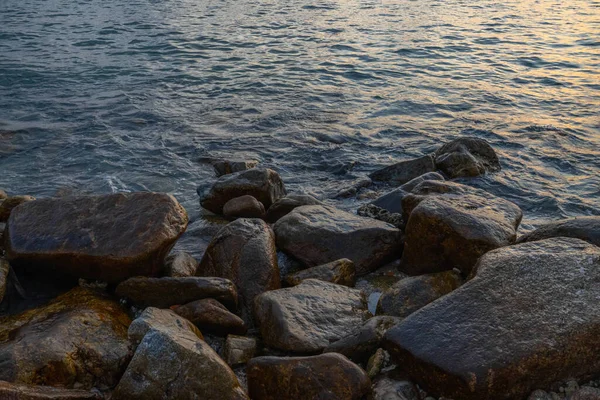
xmin=384 ymin=238 xmax=600 ymax=400
xmin=0 ymin=381 xmax=102 ymax=400
xmin=223 ymin=195 xmax=266 ymax=219
xmin=163 ymin=251 xmax=198 ymax=277
xmin=128 ymin=307 xmax=203 ymax=346
xmin=198 ymin=218 xmax=279 ymax=324
xmin=0 ymin=195 xmax=35 ymax=222
xmin=200 ymin=168 xmax=286 ymax=214
xmin=173 ymin=298 xmax=247 ymax=336
xmin=369 ymin=155 xmax=436 ymax=186
xmin=274 ymin=205 xmax=402 ymax=276
xmin=284 ymin=258 xmax=356 ymax=287
xmin=265 ymin=193 xmax=323 ymax=223
xmin=0 ymin=287 xmax=131 ymax=390
xmin=247 ymin=353 xmax=371 ymax=400
xmin=254 ymin=279 xmax=371 ymax=353
xmin=377 ymin=270 xmax=462 ymax=317
xmin=517 ymin=216 xmax=600 ymax=247
xmin=223 ymin=335 xmax=257 ymax=366
xmin=212 ymin=159 xmax=258 ymax=177
xmin=5 ymin=193 xmax=188 ymax=283
xmin=434 ymin=137 xmax=501 ymax=178
xmin=115 ymin=276 xmax=238 ymax=309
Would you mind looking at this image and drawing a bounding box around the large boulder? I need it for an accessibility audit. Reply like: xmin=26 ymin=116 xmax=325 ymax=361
xmin=384 ymin=238 xmax=600 ymax=400
xmin=173 ymin=298 xmax=247 ymax=335
xmin=517 ymin=216 xmax=600 ymax=247
xmin=113 ymin=309 xmax=248 ymax=400
xmin=0 ymin=195 xmax=35 ymax=222
xmin=0 ymin=381 xmax=102 ymax=399
xmin=284 ymin=258 xmax=356 ymax=287
xmin=265 ymin=193 xmax=323 ymax=223
xmin=247 ymin=353 xmax=371 ymax=400
xmin=369 ymin=155 xmax=436 ymax=186
xmin=434 ymin=137 xmax=501 ymax=178
xmin=5 ymin=193 xmax=188 ymax=283
xmin=115 ymin=276 xmax=238 ymax=309
xmin=198 ymin=218 xmax=279 ymax=323
xmin=254 ymin=279 xmax=371 ymax=353
xmin=200 ymin=168 xmax=286 ymax=214
xmin=377 ymin=270 xmax=462 ymax=317
xmin=274 ymin=205 xmax=402 ymax=276
xmin=400 ymin=183 xmax=522 ymax=276
xmin=0 ymin=287 xmax=131 ymax=390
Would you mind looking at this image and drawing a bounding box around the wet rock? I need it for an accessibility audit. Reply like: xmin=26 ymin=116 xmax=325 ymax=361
xmin=265 ymin=193 xmax=323 ymax=223
xmin=284 ymin=258 xmax=356 ymax=287
xmin=570 ymin=387 xmax=600 ymax=400
xmin=254 ymin=279 xmax=371 ymax=353
xmin=369 ymin=155 xmax=436 ymax=186
xmin=0 ymin=287 xmax=131 ymax=390
xmin=212 ymin=159 xmax=258 ymax=177
xmin=401 ymin=189 xmax=522 ymax=276
xmin=163 ymin=251 xmax=198 ymax=277
xmin=357 ymin=204 xmax=404 ymax=229
xmin=324 ymin=316 xmax=401 ymax=364
xmin=173 ymin=298 xmax=247 ymax=335
xmin=5 ymin=193 xmax=188 ymax=283
xmin=223 ymin=335 xmax=257 ymax=366
xmin=377 ymin=270 xmax=462 ymax=318
xmin=370 ymin=373 xmax=421 ymax=400
xmin=370 ymin=172 xmax=445 ymax=215
xmin=113 ymin=314 xmax=248 ymax=400
xmin=223 ymin=195 xmax=266 ymax=219
xmin=384 ymin=238 xmax=600 ymax=400
xmin=198 ymin=218 xmax=279 ymax=323
xmin=274 ymin=205 xmax=402 ymax=276
xmin=115 ymin=276 xmax=238 ymax=309
xmin=0 ymin=258 xmax=9 ymax=304
xmin=517 ymin=216 xmax=600 ymax=247
xmin=434 ymin=137 xmax=501 ymax=178
xmin=247 ymin=353 xmax=371 ymax=400
xmin=200 ymin=168 xmax=286 ymax=214
xmin=0 ymin=195 xmax=35 ymax=222
xmin=0 ymin=381 xmax=102 ymax=399
xmin=128 ymin=307 xmax=203 ymax=346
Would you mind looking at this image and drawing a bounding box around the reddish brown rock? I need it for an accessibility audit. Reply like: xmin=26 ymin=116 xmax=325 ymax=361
xmin=173 ymin=298 xmax=247 ymax=335
xmin=285 ymin=258 xmax=356 ymax=287
xmin=5 ymin=193 xmax=188 ymax=283
xmin=223 ymin=195 xmax=266 ymax=219
xmin=0 ymin=195 xmax=35 ymax=222
xmin=0 ymin=381 xmax=102 ymax=399
xmin=247 ymin=353 xmax=371 ymax=400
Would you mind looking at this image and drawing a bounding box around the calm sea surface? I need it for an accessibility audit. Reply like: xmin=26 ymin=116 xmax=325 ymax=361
xmin=1 ymin=0 xmax=599 ymax=256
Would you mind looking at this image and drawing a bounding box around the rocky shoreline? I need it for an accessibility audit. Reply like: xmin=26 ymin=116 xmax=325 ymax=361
xmin=1 ymin=137 xmax=600 ymax=400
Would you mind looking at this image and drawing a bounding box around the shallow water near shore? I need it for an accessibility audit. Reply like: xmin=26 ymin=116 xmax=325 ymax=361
xmin=1 ymin=0 xmax=599 ymax=258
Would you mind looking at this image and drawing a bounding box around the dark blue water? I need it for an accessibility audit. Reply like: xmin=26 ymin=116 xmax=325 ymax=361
xmin=1 ymin=0 xmax=599 ymax=257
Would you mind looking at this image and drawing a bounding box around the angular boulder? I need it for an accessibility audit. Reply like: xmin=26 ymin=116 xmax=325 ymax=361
xmin=254 ymin=279 xmax=370 ymax=353
xmin=274 ymin=205 xmax=402 ymax=276
xmin=247 ymin=353 xmax=371 ymax=400
xmin=115 ymin=276 xmax=238 ymax=309
xmin=0 ymin=195 xmax=35 ymax=222
xmin=163 ymin=251 xmax=198 ymax=277
xmin=384 ymin=238 xmax=600 ymax=400
xmin=517 ymin=216 xmax=600 ymax=247
xmin=200 ymin=168 xmax=286 ymax=214
xmin=377 ymin=270 xmax=462 ymax=317
xmin=284 ymin=258 xmax=356 ymax=287
xmin=0 ymin=287 xmax=131 ymax=390
xmin=265 ymin=193 xmax=323 ymax=223
xmin=0 ymin=381 xmax=102 ymax=400
xmin=173 ymin=298 xmax=247 ymax=335
xmin=369 ymin=155 xmax=436 ymax=186
xmin=434 ymin=137 xmax=501 ymax=178
xmin=128 ymin=307 xmax=203 ymax=346
xmin=223 ymin=195 xmax=266 ymax=219
xmin=5 ymin=193 xmax=188 ymax=283
xmin=198 ymin=218 xmax=279 ymax=323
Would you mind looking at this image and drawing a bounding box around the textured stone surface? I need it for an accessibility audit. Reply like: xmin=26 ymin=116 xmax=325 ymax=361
xmin=401 ymin=188 xmax=522 ymax=276
xmin=113 ymin=314 xmax=248 ymax=400
xmin=569 ymin=387 xmax=600 ymax=400
xmin=115 ymin=276 xmax=238 ymax=309
xmin=212 ymin=159 xmax=258 ymax=177
xmin=247 ymin=353 xmax=371 ymax=400
xmin=369 ymin=155 xmax=436 ymax=186
xmin=518 ymin=216 xmax=600 ymax=247
xmin=377 ymin=271 xmax=462 ymax=317
xmin=223 ymin=335 xmax=257 ymax=366
xmin=254 ymin=279 xmax=370 ymax=353
xmin=324 ymin=316 xmax=401 ymax=364
xmin=173 ymin=298 xmax=247 ymax=335
xmin=163 ymin=251 xmax=198 ymax=277
xmin=371 ymin=372 xmax=421 ymax=400
xmin=384 ymin=238 xmax=600 ymax=400
xmin=0 ymin=287 xmax=131 ymax=390
xmin=0 ymin=196 xmax=35 ymax=222
xmin=274 ymin=205 xmax=402 ymax=276
xmin=223 ymin=195 xmax=266 ymax=219
xmin=370 ymin=172 xmax=444 ymax=215
xmin=128 ymin=307 xmax=203 ymax=346
xmin=265 ymin=193 xmax=323 ymax=223
xmin=434 ymin=137 xmax=500 ymax=178
xmin=0 ymin=258 xmax=9 ymax=304
xmin=0 ymin=381 xmax=102 ymax=399
xmin=5 ymin=193 xmax=188 ymax=283
xmin=200 ymin=168 xmax=286 ymax=214
xmin=198 ymin=218 xmax=279 ymax=323
xmin=284 ymin=258 xmax=356 ymax=287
